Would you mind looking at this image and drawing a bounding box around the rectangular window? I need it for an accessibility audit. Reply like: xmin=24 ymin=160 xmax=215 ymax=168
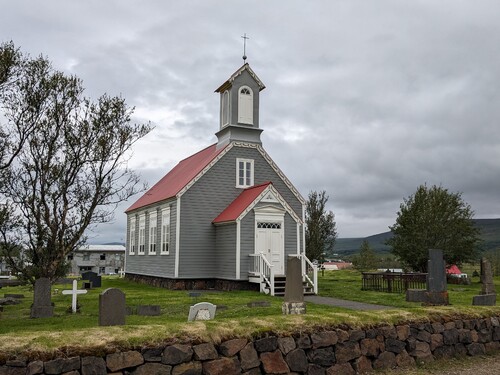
xmin=138 ymin=214 xmax=145 ymax=255
xmin=83 ymin=253 xmax=90 ymax=261
xmin=161 ymin=208 xmax=170 ymax=255
xmin=100 ymin=254 xmax=106 ymax=261
xmin=67 ymin=254 xmax=74 ymax=261
xmin=129 ymin=217 xmax=136 ymax=255
xmin=149 ymin=212 xmax=157 ymax=255
xmin=236 ymin=158 xmax=254 ymax=188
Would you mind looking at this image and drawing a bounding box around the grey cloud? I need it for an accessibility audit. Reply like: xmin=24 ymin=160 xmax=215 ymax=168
xmin=2 ymin=1 xmax=499 ymax=239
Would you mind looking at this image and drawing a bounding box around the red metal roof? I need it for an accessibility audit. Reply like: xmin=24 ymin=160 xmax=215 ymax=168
xmin=212 ymin=182 xmax=272 ymax=224
xmin=126 ymin=143 xmax=227 ymax=212
xmin=446 ymin=264 xmax=462 ymax=275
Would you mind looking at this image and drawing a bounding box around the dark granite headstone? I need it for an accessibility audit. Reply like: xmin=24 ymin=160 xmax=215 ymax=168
xmin=82 ymin=271 xmax=101 ymax=288
xmin=4 ymin=294 xmax=24 ymax=299
xmin=425 ymin=249 xmax=449 ymax=305
xmin=427 ymin=249 xmax=447 ymax=293
xmin=137 ymin=305 xmax=161 ymax=316
xmin=31 ymin=278 xmax=54 ymax=318
xmin=473 ymin=294 xmax=496 ymax=306
xmin=472 ymin=257 xmax=496 ymax=306
xmin=480 ymin=257 xmax=496 ymax=295
xmin=406 ymin=289 xmax=427 ymax=303
xmin=99 ymin=288 xmax=125 ymax=326
xmin=282 ymin=257 xmax=306 ymax=314
xmin=247 ymin=301 xmax=271 ymax=308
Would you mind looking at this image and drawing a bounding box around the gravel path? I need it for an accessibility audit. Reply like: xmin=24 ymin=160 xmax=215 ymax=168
xmin=382 ymin=353 xmax=500 ymax=374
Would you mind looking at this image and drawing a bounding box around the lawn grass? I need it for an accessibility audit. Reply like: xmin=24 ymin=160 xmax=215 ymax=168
xmin=1 ymin=271 xmax=499 ymax=356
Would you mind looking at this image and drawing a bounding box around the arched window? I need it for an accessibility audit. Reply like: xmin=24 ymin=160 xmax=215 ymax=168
xmin=238 ymin=86 xmax=253 ymax=125
xmin=221 ymin=91 xmax=229 ymax=127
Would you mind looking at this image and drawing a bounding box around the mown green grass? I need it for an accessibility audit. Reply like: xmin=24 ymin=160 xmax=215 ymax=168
xmin=0 ymin=271 xmax=499 ymax=356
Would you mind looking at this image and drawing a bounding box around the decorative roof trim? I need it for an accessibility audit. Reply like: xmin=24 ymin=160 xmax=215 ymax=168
xmin=238 ymin=184 xmax=302 ymax=224
xmin=176 ymin=141 xmax=305 ymax=210
xmin=215 ymin=63 xmax=266 ymax=93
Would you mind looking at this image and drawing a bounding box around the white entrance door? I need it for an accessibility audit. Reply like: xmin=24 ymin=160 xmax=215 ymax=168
xmin=256 ymin=222 xmax=284 ymax=275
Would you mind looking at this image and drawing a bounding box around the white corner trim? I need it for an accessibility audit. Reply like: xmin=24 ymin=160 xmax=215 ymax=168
xmin=175 ymin=197 xmax=181 ymax=278
xmin=236 ymin=220 xmax=241 ymax=279
xmin=296 ymin=222 xmax=301 ymax=255
xmin=302 ymin=203 xmax=306 ymax=255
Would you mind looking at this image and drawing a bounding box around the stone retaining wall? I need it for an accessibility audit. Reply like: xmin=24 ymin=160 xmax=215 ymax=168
xmin=1 ymin=316 xmax=500 ymax=374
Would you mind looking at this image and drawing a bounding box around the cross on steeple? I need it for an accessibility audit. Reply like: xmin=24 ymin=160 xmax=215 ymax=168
xmin=241 ymin=33 xmax=249 ymax=62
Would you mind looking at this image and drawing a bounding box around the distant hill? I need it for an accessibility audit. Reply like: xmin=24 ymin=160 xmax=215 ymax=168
xmin=335 ymin=218 xmax=500 ymax=256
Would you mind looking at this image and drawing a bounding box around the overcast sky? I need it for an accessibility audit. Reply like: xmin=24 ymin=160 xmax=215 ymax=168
xmin=2 ymin=1 xmax=499 ymax=242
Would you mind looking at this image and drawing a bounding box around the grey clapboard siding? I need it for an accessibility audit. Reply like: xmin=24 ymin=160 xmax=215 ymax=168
xmin=126 ymin=143 xmax=304 ymax=280
xmin=178 ymin=145 xmax=303 ymax=279
xmin=125 ymin=201 xmax=176 ymax=277
xmin=215 ymin=223 xmax=237 ymax=279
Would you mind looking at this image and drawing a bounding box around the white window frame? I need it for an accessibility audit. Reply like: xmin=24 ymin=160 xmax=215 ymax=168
xmin=236 ymin=158 xmax=254 ymax=188
xmin=149 ymin=212 xmax=157 ymax=255
xmin=129 ymin=217 xmax=136 ymax=255
xmin=161 ymin=207 xmax=171 ymax=255
xmin=221 ymin=90 xmax=229 ymax=127
xmin=138 ymin=214 xmax=145 ymax=255
xmin=238 ymin=85 xmax=253 ymax=125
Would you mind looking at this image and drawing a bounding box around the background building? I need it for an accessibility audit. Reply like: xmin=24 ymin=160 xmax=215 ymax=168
xmin=68 ymin=244 xmax=125 ymax=275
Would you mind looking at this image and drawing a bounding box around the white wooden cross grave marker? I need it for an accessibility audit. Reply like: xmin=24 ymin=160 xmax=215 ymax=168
xmin=62 ymin=280 xmax=88 ymax=313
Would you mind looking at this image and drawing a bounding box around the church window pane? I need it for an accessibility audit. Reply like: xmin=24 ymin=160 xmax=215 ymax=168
xmin=149 ymin=212 xmax=157 ymax=255
xmin=238 ymin=86 xmax=253 ymax=124
xmin=129 ymin=217 xmax=136 ymax=255
xmin=161 ymin=208 xmax=170 ymax=255
xmin=138 ymin=214 xmax=145 ymax=255
xmin=236 ymin=158 xmax=254 ymax=188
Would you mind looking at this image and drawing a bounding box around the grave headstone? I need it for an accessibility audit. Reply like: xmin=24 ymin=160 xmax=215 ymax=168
xmin=282 ymin=256 xmax=306 ymax=315
xmin=82 ymin=271 xmax=101 ymax=288
xmin=4 ymin=294 xmax=24 ymax=299
xmin=473 ymin=257 xmax=497 ymax=306
xmin=188 ymin=302 xmax=216 ymax=321
xmin=99 ymin=288 xmax=126 ymax=326
xmin=31 ymin=278 xmax=54 ymax=318
xmin=62 ymin=280 xmax=88 ymax=313
xmin=425 ymin=249 xmax=449 ymax=305
xmin=405 ymin=289 xmax=427 ymax=303
xmin=247 ymin=301 xmax=271 ymax=308
xmin=83 ymin=281 xmax=92 ymax=289
xmin=137 ymin=305 xmax=161 ymax=316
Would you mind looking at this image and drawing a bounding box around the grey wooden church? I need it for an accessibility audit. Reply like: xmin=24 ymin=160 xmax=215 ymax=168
xmin=125 ymin=63 xmax=317 ymax=295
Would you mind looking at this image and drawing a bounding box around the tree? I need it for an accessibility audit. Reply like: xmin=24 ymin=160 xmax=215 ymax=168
xmin=386 ymin=184 xmax=480 ymax=272
xmin=0 ymin=43 xmax=152 ymax=284
xmin=0 ymin=41 xmax=42 ymax=171
xmin=305 ymin=190 xmax=337 ymax=262
xmin=352 ymin=240 xmax=377 ymax=271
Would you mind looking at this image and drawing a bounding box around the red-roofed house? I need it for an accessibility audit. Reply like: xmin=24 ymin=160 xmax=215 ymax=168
xmin=125 ymin=63 xmax=314 ymax=295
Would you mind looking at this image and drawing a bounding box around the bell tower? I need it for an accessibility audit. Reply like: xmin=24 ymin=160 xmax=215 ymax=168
xmin=214 ymin=63 xmax=266 ymax=149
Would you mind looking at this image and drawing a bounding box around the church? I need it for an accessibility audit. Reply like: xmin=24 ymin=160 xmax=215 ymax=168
xmin=125 ymin=63 xmax=317 ymax=296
